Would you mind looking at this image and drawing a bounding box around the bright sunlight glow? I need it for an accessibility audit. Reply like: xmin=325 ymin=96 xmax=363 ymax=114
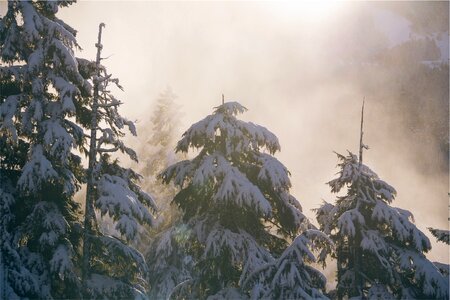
xmin=270 ymin=0 xmax=343 ymax=21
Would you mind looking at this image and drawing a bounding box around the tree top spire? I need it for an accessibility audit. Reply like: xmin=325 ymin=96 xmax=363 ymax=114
xmin=358 ymin=98 xmax=368 ymax=165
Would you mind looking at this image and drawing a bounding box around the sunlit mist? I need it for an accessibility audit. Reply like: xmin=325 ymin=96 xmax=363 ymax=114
xmin=52 ymin=2 xmax=450 ymax=271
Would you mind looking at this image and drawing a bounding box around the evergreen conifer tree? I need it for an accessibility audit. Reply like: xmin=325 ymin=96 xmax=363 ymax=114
xmin=0 ymin=1 xmax=89 ymax=298
xmin=79 ymin=24 xmax=157 ymax=299
xmin=0 ymin=3 xmax=156 ymax=298
xmin=316 ymin=153 xmax=448 ymax=299
xmin=138 ymin=87 xmax=183 ymax=232
xmin=149 ymin=101 xmax=329 ymax=299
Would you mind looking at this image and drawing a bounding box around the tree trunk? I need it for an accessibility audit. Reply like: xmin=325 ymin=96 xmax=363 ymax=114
xmin=81 ymin=23 xmax=105 ymax=296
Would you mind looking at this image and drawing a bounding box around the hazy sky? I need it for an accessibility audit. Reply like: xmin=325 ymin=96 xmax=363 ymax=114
xmin=1 ymin=1 xmax=448 ymax=265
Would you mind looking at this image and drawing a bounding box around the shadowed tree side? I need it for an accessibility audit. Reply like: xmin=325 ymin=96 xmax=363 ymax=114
xmin=0 ymin=1 xmax=89 ymax=298
xmin=0 ymin=3 xmax=157 ymax=297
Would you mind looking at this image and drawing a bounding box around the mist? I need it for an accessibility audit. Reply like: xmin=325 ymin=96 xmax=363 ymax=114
xmin=52 ymin=0 xmax=449 ymax=267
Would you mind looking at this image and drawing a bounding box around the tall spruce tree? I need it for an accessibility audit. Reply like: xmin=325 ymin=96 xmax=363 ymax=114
xmin=79 ymin=24 xmax=157 ymax=299
xmin=315 ymin=105 xmax=448 ymax=299
xmin=148 ymin=101 xmax=329 ymax=299
xmin=138 ymin=87 xmax=183 ymax=231
xmin=0 ymin=1 xmax=88 ymax=298
xmin=0 ymin=2 xmax=156 ymax=298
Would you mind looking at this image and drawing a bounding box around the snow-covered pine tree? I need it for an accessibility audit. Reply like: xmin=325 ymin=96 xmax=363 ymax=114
xmin=0 ymin=1 xmax=89 ymax=298
xmin=139 ymin=87 xmax=181 ymax=185
xmin=0 ymin=76 xmax=44 ymax=299
xmin=429 ymin=228 xmax=450 ymax=245
xmin=428 ymin=228 xmax=450 ymax=277
xmin=149 ymin=101 xmax=329 ymax=299
xmin=315 ymin=105 xmax=448 ymax=299
xmin=137 ymin=87 xmax=183 ymax=234
xmin=78 ymin=24 xmax=157 ymax=299
xmin=0 ymin=3 xmax=156 ymax=297
xmin=245 ymin=229 xmax=332 ymax=300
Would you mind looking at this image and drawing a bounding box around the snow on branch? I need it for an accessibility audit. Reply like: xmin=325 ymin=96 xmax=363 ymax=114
xmin=86 ymin=273 xmax=147 ymax=300
xmin=97 ymin=235 xmax=148 ymax=275
xmin=96 ymin=173 xmax=155 ymax=240
xmin=395 ymin=247 xmax=449 ymax=299
xmin=428 ymin=228 xmax=450 ymax=244
xmin=0 ymin=95 xmax=19 ymax=143
xmin=338 ymin=208 xmax=365 ymax=237
xmin=372 ymin=201 xmax=431 ymax=252
xmin=49 ymin=244 xmax=76 ymax=282
xmin=202 ymin=224 xmax=273 ymax=283
xmin=17 ymin=145 xmax=58 ymax=192
xmin=213 ymin=101 xmax=247 ymax=116
xmin=20 ymin=1 xmax=43 ymax=42
xmin=246 ymin=230 xmax=330 ymax=300
xmin=257 ymin=153 xmax=291 ymax=189
xmin=176 ymin=102 xmax=280 ymax=155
